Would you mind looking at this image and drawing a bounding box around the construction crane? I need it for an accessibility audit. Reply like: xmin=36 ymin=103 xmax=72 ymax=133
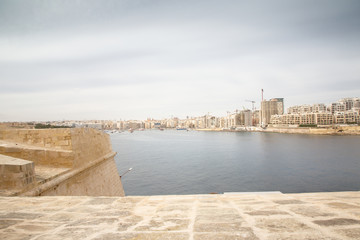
xmin=245 ymin=100 xmax=256 ymax=111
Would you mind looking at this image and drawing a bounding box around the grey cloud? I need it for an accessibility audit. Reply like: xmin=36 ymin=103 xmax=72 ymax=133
xmin=0 ymin=0 xmax=359 ymax=121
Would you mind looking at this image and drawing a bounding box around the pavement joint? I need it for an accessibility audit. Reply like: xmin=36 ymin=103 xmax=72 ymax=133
xmin=1 ymin=192 xmax=360 ymax=239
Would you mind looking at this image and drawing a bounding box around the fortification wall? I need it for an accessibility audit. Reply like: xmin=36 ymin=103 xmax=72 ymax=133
xmin=39 ymin=156 xmax=124 ymax=196
xmin=0 ymin=155 xmax=35 ymax=190
xmin=0 ymin=128 xmax=125 ymax=197
xmin=0 ymin=128 xmax=114 ymax=168
xmin=70 ymin=128 xmax=113 ymax=168
xmin=0 ymin=129 xmax=73 ymax=150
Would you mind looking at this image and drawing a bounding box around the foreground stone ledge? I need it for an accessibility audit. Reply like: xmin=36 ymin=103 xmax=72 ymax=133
xmin=0 ymin=155 xmax=35 ymax=190
xmin=0 ymin=191 xmax=360 ymax=239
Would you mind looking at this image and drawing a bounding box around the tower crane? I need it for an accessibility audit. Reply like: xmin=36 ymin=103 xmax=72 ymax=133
xmin=245 ymin=100 xmax=256 ymax=111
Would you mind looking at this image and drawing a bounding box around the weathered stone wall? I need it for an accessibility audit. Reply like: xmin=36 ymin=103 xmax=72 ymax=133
xmin=0 ymin=128 xmax=114 ymax=168
xmin=0 ymin=155 xmax=35 ymax=190
xmin=70 ymin=128 xmax=113 ymax=168
xmin=40 ymin=157 xmax=124 ymax=196
xmin=0 ymin=144 xmax=74 ymax=168
xmin=0 ymin=129 xmax=73 ymax=150
xmin=0 ymin=128 xmax=125 ymax=197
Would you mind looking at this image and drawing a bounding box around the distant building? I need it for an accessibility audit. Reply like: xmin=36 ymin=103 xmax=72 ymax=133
xmin=330 ymin=102 xmax=346 ymax=114
xmin=288 ymin=103 xmax=327 ymax=114
xmin=270 ymin=112 xmax=335 ymax=126
xmin=272 ymin=97 xmax=360 ymax=126
xmin=338 ymin=98 xmax=360 ymax=111
xmin=252 ymin=110 xmax=260 ymax=126
xmin=238 ymin=110 xmax=252 ymax=126
xmin=261 ymin=98 xmax=284 ymax=126
xmin=312 ymin=103 xmax=327 ymax=113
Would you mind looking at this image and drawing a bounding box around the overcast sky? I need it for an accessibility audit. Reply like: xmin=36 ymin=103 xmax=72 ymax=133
xmin=1 ymin=0 xmax=359 ymax=121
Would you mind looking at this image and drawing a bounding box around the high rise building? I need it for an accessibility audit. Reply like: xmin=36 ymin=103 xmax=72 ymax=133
xmin=261 ymin=98 xmax=284 ymax=126
xmin=238 ymin=109 xmax=252 ymax=126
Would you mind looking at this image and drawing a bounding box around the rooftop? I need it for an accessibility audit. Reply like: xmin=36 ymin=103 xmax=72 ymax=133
xmin=1 ymin=191 xmax=360 ymax=239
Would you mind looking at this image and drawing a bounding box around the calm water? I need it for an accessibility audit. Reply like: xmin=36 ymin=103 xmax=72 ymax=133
xmin=111 ymin=130 xmax=360 ymax=196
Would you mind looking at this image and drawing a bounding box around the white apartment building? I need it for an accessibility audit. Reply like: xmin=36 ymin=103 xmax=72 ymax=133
xmin=270 ymin=112 xmax=334 ymax=125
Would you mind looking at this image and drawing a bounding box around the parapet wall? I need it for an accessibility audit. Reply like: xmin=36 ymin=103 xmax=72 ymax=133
xmin=0 ymin=128 xmax=124 ymax=197
xmin=0 ymin=128 xmax=73 ymax=150
xmin=0 ymin=128 xmax=114 ymax=168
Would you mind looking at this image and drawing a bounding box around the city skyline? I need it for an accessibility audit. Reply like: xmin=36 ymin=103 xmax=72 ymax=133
xmin=1 ymin=1 xmax=360 ymax=121
xmin=3 ymin=96 xmax=358 ymax=125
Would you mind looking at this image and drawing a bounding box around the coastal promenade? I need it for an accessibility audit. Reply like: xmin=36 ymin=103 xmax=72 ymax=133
xmin=1 ymin=191 xmax=360 ymax=239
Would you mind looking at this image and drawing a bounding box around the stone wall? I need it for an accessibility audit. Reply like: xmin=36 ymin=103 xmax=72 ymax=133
xmin=0 ymin=155 xmax=35 ymax=190
xmin=0 ymin=128 xmax=115 ymax=168
xmin=0 ymin=129 xmax=73 ymax=150
xmin=40 ymin=156 xmax=124 ymax=197
xmin=70 ymin=128 xmax=113 ymax=168
xmin=0 ymin=144 xmax=74 ymax=168
xmin=0 ymin=128 xmax=125 ymax=197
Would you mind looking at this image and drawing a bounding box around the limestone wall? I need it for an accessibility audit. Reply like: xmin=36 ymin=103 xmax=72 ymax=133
xmin=40 ymin=156 xmax=125 ymax=197
xmin=0 ymin=129 xmax=73 ymax=150
xmin=0 ymin=128 xmax=114 ymax=168
xmin=70 ymin=128 xmax=113 ymax=168
xmin=0 ymin=144 xmax=74 ymax=168
xmin=0 ymin=155 xmax=35 ymax=190
xmin=0 ymin=128 xmax=125 ymax=197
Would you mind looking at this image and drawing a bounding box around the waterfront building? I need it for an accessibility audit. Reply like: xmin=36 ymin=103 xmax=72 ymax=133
xmin=315 ymin=112 xmax=334 ymax=125
xmin=288 ymin=105 xmax=312 ymax=114
xmin=223 ymin=112 xmax=240 ymax=129
xmin=238 ymin=109 xmax=252 ymax=126
xmin=334 ymin=111 xmax=359 ymax=124
xmin=219 ymin=117 xmax=225 ymax=128
xmin=272 ymin=97 xmax=360 ymax=126
xmin=287 ymin=103 xmax=326 ymax=114
xmin=252 ymin=110 xmax=260 ymax=126
xmin=300 ymin=113 xmax=316 ymax=125
xmin=261 ymin=98 xmax=284 ymax=126
xmin=195 ymin=116 xmax=206 ymax=129
xmin=330 ymin=102 xmax=346 ymax=114
xmin=204 ymin=114 xmax=218 ymax=129
xmin=270 ymin=112 xmax=334 ymax=126
xmin=312 ymin=103 xmax=327 ymax=113
xmin=339 ymin=97 xmax=360 ymax=111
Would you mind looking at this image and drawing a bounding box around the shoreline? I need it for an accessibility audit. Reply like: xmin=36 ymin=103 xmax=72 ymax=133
xmin=196 ymin=125 xmax=360 ymax=135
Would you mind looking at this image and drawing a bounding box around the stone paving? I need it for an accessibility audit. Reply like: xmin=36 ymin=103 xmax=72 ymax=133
xmin=0 ymin=191 xmax=360 ymax=240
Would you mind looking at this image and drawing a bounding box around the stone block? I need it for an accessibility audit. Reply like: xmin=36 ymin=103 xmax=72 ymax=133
xmin=57 ymin=140 xmax=69 ymax=146
xmin=4 ymin=147 xmax=21 ymax=153
xmin=0 ymin=155 xmax=35 ymax=190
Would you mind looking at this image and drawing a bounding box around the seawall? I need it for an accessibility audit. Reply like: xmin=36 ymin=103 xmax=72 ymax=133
xmin=263 ymin=125 xmax=360 ymax=135
xmin=0 ymin=128 xmax=124 ymax=197
xmin=197 ymin=125 xmax=360 ymax=135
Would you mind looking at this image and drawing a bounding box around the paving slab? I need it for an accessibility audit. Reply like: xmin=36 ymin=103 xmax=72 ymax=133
xmin=0 ymin=192 xmax=359 ymax=239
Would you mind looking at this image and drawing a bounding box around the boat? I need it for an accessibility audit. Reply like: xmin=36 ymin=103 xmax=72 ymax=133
xmin=176 ymin=127 xmax=187 ymax=130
